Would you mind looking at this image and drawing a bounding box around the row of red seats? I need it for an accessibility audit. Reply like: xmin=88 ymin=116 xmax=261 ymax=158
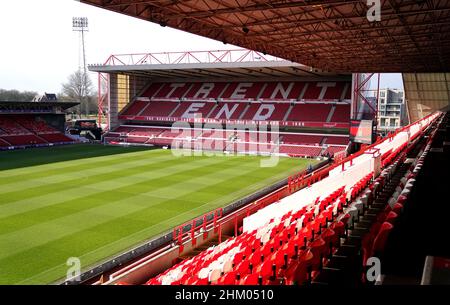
xmin=132 ymin=115 xmax=439 ymax=286
xmin=143 ymin=184 xmax=357 ymax=286
xmin=142 ymin=81 xmax=351 ymax=101
xmin=323 ymin=146 xmax=346 ymax=157
xmin=0 ymin=116 xmax=72 ymax=148
xmin=381 ymin=143 xmax=408 ymax=168
xmin=350 ymin=173 xmax=373 ymax=201
xmin=135 ymin=144 xmax=399 ymax=287
xmin=14 ymin=116 xmax=57 ymax=134
xmin=278 ymin=145 xmax=324 ymax=157
xmin=0 ymin=117 xmax=31 ymax=135
xmin=358 ymin=129 xmax=435 ymax=282
xmin=121 ymin=100 xmax=350 ymax=124
xmin=109 ymin=126 xmax=348 ymax=146
xmin=106 ymin=125 xmax=348 ymax=158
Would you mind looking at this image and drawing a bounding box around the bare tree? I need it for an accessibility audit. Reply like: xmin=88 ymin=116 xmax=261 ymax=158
xmin=61 ymin=70 xmax=95 ymax=117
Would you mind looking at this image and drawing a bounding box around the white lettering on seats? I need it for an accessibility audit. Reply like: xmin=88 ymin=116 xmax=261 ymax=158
xmin=194 ymin=83 xmax=215 ymax=99
xmin=215 ymin=104 xmax=239 ymax=119
xmin=253 ymin=104 xmax=275 ymax=121
xmin=317 ymin=82 xmax=336 ymax=99
xmin=231 ymin=83 xmax=253 ymax=99
xmin=182 ymin=103 xmax=206 ymax=118
xmin=166 ymin=83 xmax=186 ymax=98
xmin=271 ymin=82 xmax=294 ymax=99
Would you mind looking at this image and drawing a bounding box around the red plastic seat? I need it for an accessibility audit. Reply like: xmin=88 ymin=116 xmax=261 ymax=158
xmin=233 ymin=251 xmax=244 ymax=267
xmin=392 ymin=203 xmax=403 ymax=214
xmin=242 ymin=244 xmax=253 ymax=258
xmin=308 ymin=237 xmax=327 ymax=270
xmin=363 ymin=222 xmax=394 ymax=265
xmin=330 ymin=221 xmax=345 ymax=237
xmin=235 ymin=260 xmax=251 ymax=277
xmin=248 ymin=250 xmax=263 ymax=271
xmin=283 ymin=249 xmax=314 ymax=285
xmin=396 ymin=194 xmax=408 ymax=204
xmin=194 ymin=278 xmax=209 ymax=285
xmin=299 ymin=226 xmax=312 ymax=245
xmin=280 ymin=241 xmax=297 ymax=259
xmin=145 ymin=278 xmax=161 ymax=285
xmin=270 ymin=249 xmax=287 ymax=270
xmin=256 ymin=258 xmax=275 ymax=279
xmin=261 ymin=242 xmax=273 ymax=258
xmin=384 ymin=211 xmax=398 ymax=225
xmin=309 ymin=219 xmax=321 ymax=235
xmin=239 ymin=273 xmax=261 ymax=285
xmin=216 ymin=271 xmax=238 ymax=285
xmin=321 ymin=228 xmax=337 ymax=252
xmin=372 ymin=222 xmax=394 ymax=255
xmin=340 ymin=213 xmax=351 ymax=226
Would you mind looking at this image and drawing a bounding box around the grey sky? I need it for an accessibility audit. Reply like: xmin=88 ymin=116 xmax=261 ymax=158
xmin=0 ymin=0 xmax=403 ymax=94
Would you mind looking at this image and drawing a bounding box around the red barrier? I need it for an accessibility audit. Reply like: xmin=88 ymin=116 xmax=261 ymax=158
xmin=173 ymin=207 xmax=223 ymax=250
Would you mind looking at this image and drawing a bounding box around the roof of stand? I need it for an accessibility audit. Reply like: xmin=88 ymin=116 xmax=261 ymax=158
xmin=81 ymin=0 xmax=450 ymax=72
xmin=88 ymin=49 xmax=351 ymax=80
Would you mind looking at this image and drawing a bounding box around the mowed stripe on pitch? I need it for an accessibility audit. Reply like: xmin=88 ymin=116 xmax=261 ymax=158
xmin=0 ymin=160 xmax=302 ymax=284
xmin=0 ymin=145 xmax=152 ymax=179
xmin=0 ymin=152 xmax=236 ymax=232
xmin=0 ymin=155 xmax=271 ymax=260
xmin=0 ymin=146 xmax=311 ymax=284
xmin=0 ymin=149 xmax=181 ymax=195
xmin=0 ymin=150 xmax=233 ymax=217
xmin=0 ymin=154 xmax=246 ymax=235
xmin=3 ymin=161 xmax=297 ymax=284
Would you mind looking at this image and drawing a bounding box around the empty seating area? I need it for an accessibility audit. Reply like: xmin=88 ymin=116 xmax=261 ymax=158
xmin=281 ymin=134 xmax=324 ymax=145
xmin=379 ymin=113 xmax=450 ymax=284
xmin=120 ymin=100 xmax=350 ymax=127
xmin=140 ymin=101 xmax=178 ymax=117
xmin=142 ymin=81 xmax=351 ymax=101
xmin=278 ymin=145 xmax=324 ymax=157
xmin=286 ymin=103 xmax=332 ymax=123
xmin=144 ymin=168 xmax=379 ymax=286
xmin=104 ymin=125 xmax=348 ymax=158
xmin=119 ymin=81 xmax=351 ymax=130
xmin=0 ymin=116 xmax=31 ymax=135
xmin=121 ymin=100 xmax=149 ymax=116
xmin=110 ymin=80 xmax=352 ymax=157
xmin=145 ymin=185 xmax=349 ymax=285
xmin=0 ymin=137 xmax=12 ymax=147
xmin=323 ymin=146 xmax=347 ymax=157
xmin=239 ymin=102 xmax=290 ymax=121
xmin=1 ymin=134 xmax=47 ymax=146
xmin=0 ymin=115 xmax=72 ymax=149
xmin=324 ymin=136 xmax=349 ymax=145
xmin=330 ymin=104 xmax=351 ymax=123
xmin=14 ymin=116 xmax=58 ymax=134
xmin=109 ymin=112 xmax=439 ymax=286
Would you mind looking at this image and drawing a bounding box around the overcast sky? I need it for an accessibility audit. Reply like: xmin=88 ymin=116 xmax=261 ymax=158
xmin=0 ymin=0 xmax=403 ymax=93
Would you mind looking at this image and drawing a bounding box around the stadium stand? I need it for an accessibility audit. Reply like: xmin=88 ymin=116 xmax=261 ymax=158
xmin=377 ymin=112 xmax=450 ymax=284
xmin=140 ymin=81 xmax=351 ymax=100
xmin=105 ymin=80 xmax=351 ymax=158
xmin=119 ymin=81 xmax=350 ymax=126
xmin=132 ymin=112 xmax=440 ymax=286
xmin=105 ymin=125 xmax=349 ymax=158
xmin=0 ymin=115 xmax=73 ymax=149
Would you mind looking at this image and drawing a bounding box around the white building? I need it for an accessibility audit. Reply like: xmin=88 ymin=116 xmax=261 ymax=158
xmin=377 ymin=88 xmax=408 ymax=133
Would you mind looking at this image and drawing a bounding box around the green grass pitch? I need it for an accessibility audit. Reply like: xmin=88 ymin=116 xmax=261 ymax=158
xmin=0 ymin=144 xmax=316 ymax=284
